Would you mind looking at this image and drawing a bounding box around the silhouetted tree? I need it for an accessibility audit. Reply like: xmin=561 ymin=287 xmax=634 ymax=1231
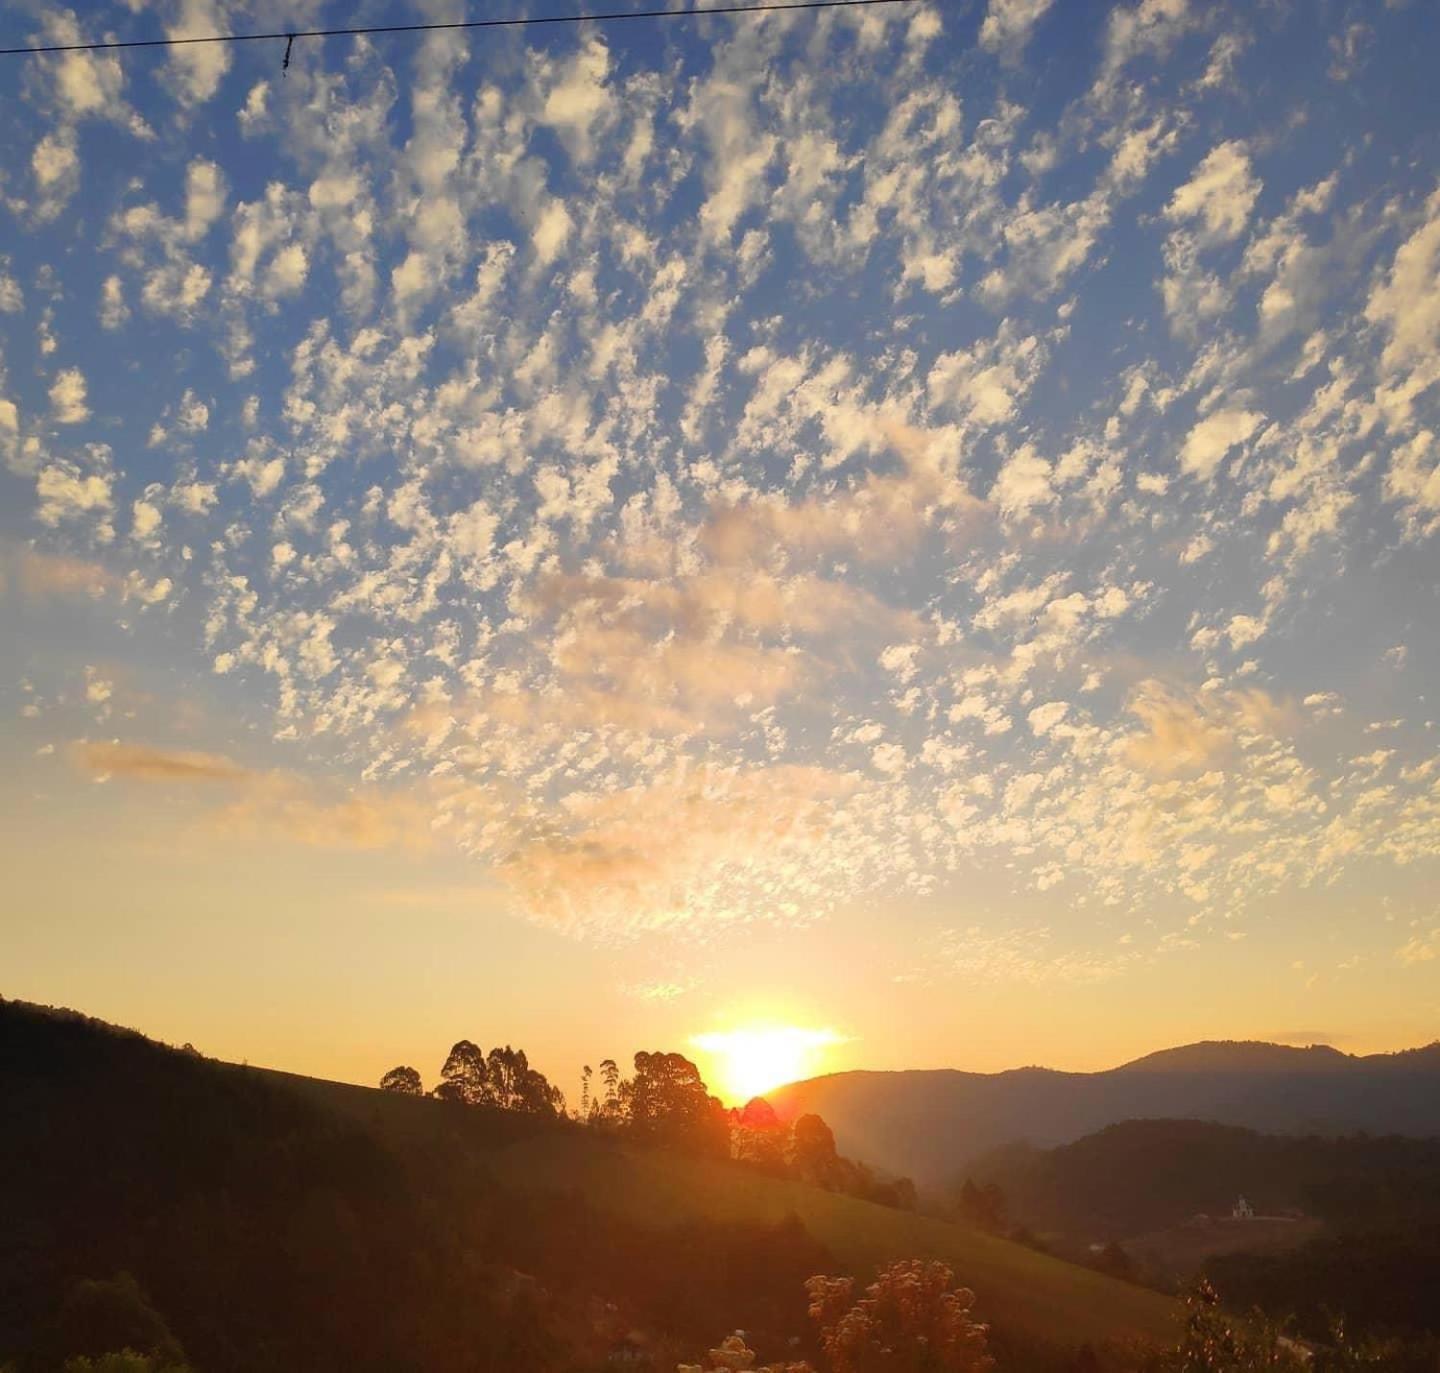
xmin=486 ymin=1045 xmax=564 ymax=1115
xmin=738 ymin=1096 xmax=781 ymax=1130
xmin=792 ymin=1113 xmax=842 ymax=1187
xmin=379 ymin=1065 xmax=423 ymax=1095
xmin=626 ymin=1051 xmax=729 ymax=1155
xmin=598 ymin=1057 xmax=622 ymax=1121
xmin=435 ymin=1039 xmax=490 ymax=1104
xmin=731 ymin=1097 xmax=790 ymax=1175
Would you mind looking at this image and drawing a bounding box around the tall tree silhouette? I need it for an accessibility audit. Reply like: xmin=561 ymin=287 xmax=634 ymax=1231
xmin=435 ymin=1039 xmax=490 ymax=1104
xmin=626 ymin=1051 xmax=729 ymax=1155
xmin=792 ymin=1113 xmax=842 ymax=1187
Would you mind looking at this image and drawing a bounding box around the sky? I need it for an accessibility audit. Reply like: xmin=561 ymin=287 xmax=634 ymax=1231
xmin=2 ymin=0 xmax=1438 ymax=1103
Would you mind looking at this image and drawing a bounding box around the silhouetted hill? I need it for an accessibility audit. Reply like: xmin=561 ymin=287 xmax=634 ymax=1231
xmin=766 ymin=1039 xmax=1440 ymax=1185
xmin=1115 ymin=1040 xmax=1354 ymax=1073
xmin=0 ymin=998 xmax=1178 ymax=1369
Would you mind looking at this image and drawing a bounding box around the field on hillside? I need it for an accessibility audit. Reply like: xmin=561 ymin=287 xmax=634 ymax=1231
xmin=1121 ymin=1216 xmax=1324 ymax=1284
xmin=268 ymin=1066 xmax=1181 ymax=1349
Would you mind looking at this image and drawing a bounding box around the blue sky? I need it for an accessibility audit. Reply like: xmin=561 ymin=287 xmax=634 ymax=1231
xmin=2 ymin=0 xmax=1438 ymax=1084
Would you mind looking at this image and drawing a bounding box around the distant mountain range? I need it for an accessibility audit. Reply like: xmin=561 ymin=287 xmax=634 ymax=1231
xmin=766 ymin=1040 xmax=1440 ymax=1186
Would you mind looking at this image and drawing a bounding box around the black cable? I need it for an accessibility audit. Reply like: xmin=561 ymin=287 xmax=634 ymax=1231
xmin=1 ymin=0 xmax=922 ymax=58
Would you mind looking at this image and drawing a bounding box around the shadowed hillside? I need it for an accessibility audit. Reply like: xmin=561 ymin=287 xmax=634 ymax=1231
xmin=271 ymin=1064 xmax=1178 ymax=1348
xmin=766 ymin=1041 xmax=1440 ymax=1186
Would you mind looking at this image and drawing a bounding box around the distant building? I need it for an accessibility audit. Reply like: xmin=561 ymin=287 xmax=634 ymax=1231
xmin=1232 ymin=1195 xmax=1255 ymax=1220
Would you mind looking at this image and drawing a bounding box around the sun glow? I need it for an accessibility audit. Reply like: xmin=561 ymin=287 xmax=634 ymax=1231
xmin=691 ymin=1026 xmax=848 ymax=1105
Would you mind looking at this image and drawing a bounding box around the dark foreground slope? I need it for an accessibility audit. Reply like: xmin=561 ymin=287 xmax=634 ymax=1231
xmin=767 ymin=1040 xmax=1440 ymax=1185
xmin=0 ymin=998 xmax=574 ymax=1371
xmin=0 ymin=999 xmax=1178 ymax=1370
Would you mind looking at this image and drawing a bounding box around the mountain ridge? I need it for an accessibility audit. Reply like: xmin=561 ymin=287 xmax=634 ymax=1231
xmin=766 ymin=1037 xmax=1440 ymax=1186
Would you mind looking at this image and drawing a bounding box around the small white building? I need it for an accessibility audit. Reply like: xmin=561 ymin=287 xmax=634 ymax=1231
xmin=1232 ymin=1195 xmax=1255 ymax=1220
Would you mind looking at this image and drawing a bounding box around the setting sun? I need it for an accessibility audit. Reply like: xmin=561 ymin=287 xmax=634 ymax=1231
xmin=691 ymin=1026 xmax=848 ymax=1105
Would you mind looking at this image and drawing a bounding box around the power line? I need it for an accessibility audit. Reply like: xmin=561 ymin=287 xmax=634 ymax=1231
xmin=0 ymin=0 xmax=922 ymax=59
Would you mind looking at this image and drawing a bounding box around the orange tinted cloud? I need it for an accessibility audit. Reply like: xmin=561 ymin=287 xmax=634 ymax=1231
xmin=4 ymin=546 xmax=121 ymax=602
xmin=71 ymin=740 xmax=250 ymax=783
xmin=1122 ymin=679 xmax=1292 ymax=774
xmin=70 ymin=739 xmax=433 ymax=852
xmin=496 ymin=763 xmax=864 ymax=936
xmin=702 ymin=419 xmax=980 ymax=565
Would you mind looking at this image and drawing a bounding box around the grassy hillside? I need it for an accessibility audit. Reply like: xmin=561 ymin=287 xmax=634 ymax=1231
xmin=274 ymin=1066 xmax=1180 ymax=1348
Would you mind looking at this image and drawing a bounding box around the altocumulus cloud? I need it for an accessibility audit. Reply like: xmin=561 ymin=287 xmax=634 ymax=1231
xmin=2 ymin=0 xmax=1438 ymax=965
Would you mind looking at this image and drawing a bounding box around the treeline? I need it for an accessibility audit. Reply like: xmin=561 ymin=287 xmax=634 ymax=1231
xmin=964 ymin=1118 xmax=1440 ymax=1241
xmin=383 ymin=1040 xmax=566 ymax=1115
xmin=1204 ymin=1225 xmax=1440 ymax=1345
xmin=381 ymin=1043 xmax=919 ymax=1210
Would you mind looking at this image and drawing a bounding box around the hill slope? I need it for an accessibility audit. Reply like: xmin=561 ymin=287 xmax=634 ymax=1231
xmin=1 ymin=999 xmax=1178 ymax=1367
xmin=277 ymin=1066 xmax=1178 ymax=1347
xmin=766 ymin=1040 xmax=1440 ymax=1186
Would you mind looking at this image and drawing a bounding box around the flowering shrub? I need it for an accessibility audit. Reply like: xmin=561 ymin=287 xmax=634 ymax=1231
xmin=682 ymin=1261 xmax=992 ymax=1373
xmin=805 ymin=1262 xmax=995 ymax=1373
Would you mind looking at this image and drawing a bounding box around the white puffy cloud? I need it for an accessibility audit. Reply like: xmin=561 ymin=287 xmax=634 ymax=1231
xmin=1165 ymin=141 xmax=1261 ymax=245
xmin=979 ymin=0 xmax=1054 ymax=58
xmin=1366 ymin=189 xmax=1440 ymax=376
xmin=49 ymin=368 xmax=89 ymax=423
xmin=36 ymin=462 xmax=113 ymax=532
xmin=166 ymin=0 xmax=232 ymax=106
xmin=990 ymin=444 xmax=1056 ymax=518
xmin=1180 ymin=407 xmax=1264 ymax=478
xmin=538 ymin=38 xmax=614 ymax=161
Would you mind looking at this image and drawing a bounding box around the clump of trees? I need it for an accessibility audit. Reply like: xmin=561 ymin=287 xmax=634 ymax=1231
xmin=383 ymin=1043 xmax=917 ymax=1210
xmin=379 ymin=1041 xmax=565 ymax=1115
xmin=1204 ymin=1224 xmax=1440 ymax=1346
xmin=580 ymin=1054 xmax=917 ymax=1207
